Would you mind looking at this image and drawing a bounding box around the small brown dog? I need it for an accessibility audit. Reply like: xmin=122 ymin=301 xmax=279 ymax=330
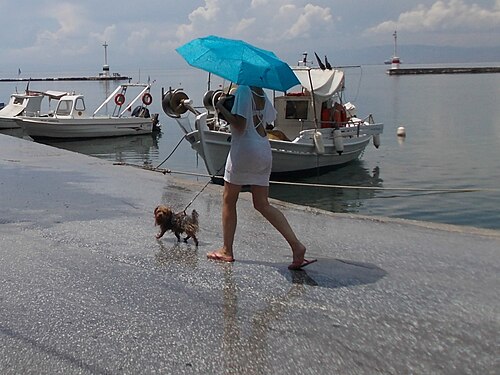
xmin=154 ymin=205 xmax=199 ymax=246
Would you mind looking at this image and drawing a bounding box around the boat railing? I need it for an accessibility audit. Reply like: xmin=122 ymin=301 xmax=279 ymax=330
xmin=293 ymin=117 xmax=381 ymax=139
xmin=93 ymin=83 xmax=151 ymax=117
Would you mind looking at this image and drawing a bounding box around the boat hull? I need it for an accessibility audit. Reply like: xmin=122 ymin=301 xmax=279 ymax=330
xmin=0 ymin=118 xmax=20 ymax=130
xmin=17 ymin=117 xmax=153 ymax=139
xmin=186 ymin=125 xmax=373 ymax=177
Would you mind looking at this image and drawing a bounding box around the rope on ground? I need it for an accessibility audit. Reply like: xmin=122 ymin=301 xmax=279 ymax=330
xmin=112 ymin=162 xmax=500 ymax=194
xmin=269 ymin=180 xmax=497 ymax=193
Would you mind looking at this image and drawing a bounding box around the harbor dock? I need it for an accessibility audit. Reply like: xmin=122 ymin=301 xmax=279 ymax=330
xmin=387 ymin=66 xmax=500 ymax=75
xmin=0 ymin=74 xmax=130 ymax=82
xmin=0 ymin=133 xmax=498 ymax=374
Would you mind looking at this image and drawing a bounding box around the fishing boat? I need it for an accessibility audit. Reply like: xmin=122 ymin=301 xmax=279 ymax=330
xmin=16 ymin=83 xmax=159 ymax=139
xmin=0 ymin=90 xmax=67 ymax=129
xmin=162 ymin=54 xmax=383 ymax=178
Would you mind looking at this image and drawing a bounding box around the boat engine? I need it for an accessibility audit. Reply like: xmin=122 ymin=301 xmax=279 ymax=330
xmin=131 ymin=106 xmax=150 ymax=118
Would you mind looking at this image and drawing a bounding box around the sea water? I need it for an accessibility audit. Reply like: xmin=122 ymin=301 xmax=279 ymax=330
xmin=1 ymin=64 xmax=499 ymax=230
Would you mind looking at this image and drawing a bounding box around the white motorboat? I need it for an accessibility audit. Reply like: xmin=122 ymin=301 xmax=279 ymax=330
xmin=0 ymin=90 xmax=67 ymax=129
xmin=16 ymin=83 xmax=159 ymax=139
xmin=162 ymin=55 xmax=383 ymax=178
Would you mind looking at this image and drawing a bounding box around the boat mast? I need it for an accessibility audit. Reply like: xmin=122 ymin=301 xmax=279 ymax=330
xmin=393 ymin=31 xmax=398 ymax=58
xmin=102 ymin=41 xmax=110 ymax=77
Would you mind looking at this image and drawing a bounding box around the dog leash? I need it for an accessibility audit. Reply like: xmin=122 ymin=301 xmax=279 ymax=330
xmin=183 ymin=164 xmax=225 ymax=213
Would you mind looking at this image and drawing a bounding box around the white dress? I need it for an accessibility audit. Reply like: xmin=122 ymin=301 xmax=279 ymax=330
xmin=224 ymin=86 xmax=276 ymax=186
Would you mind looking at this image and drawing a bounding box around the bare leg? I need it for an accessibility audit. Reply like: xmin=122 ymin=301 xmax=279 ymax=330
xmin=210 ymin=181 xmax=241 ymax=259
xmin=251 ymin=185 xmax=306 ymax=262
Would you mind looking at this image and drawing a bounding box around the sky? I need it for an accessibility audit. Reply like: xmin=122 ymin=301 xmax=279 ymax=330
xmin=1 ymin=0 xmax=500 ymax=75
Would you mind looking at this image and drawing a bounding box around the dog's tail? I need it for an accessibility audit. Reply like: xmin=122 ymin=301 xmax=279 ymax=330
xmin=191 ymin=209 xmax=199 ymax=225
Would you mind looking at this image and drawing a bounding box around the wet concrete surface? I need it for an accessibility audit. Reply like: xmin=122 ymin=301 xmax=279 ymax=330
xmin=0 ymin=134 xmax=499 ymax=374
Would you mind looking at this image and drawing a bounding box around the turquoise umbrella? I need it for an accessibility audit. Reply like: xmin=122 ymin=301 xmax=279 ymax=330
xmin=176 ymin=35 xmax=300 ymax=92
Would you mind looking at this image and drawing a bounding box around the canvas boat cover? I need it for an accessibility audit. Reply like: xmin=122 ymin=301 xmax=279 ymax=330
xmin=27 ymin=90 xmax=68 ymax=100
xmin=292 ymin=67 xmax=344 ymax=102
xmin=0 ymin=104 xmax=25 ymax=117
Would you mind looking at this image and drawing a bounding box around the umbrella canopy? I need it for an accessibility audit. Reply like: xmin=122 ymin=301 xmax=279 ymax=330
xmin=176 ymin=35 xmax=300 ymax=92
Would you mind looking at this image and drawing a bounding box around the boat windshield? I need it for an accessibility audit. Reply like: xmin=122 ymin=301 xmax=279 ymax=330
xmin=56 ymin=100 xmax=72 ymax=116
xmin=75 ymin=98 xmax=85 ymax=111
xmin=285 ymin=100 xmax=309 ymax=120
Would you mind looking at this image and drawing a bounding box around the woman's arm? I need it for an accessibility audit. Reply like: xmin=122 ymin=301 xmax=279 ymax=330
xmin=216 ymin=95 xmax=246 ymax=132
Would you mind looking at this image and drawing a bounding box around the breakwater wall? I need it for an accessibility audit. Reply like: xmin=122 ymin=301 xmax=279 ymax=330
xmin=0 ymin=75 xmax=130 ymax=82
xmin=387 ymin=66 xmax=500 ymax=75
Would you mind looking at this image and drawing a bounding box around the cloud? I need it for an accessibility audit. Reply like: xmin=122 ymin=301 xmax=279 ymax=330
xmin=175 ymin=0 xmax=221 ymax=41
xmin=38 ymin=3 xmax=88 ymax=43
xmin=89 ymin=25 xmax=117 ymax=46
xmin=8 ymin=2 xmax=91 ymax=62
xmin=173 ymin=0 xmax=333 ymax=47
xmin=367 ymin=0 xmax=500 ymax=34
xmin=281 ymin=3 xmax=333 ymax=39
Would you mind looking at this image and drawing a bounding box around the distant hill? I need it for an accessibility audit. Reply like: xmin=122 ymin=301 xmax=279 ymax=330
xmin=333 ymin=45 xmax=500 ymax=66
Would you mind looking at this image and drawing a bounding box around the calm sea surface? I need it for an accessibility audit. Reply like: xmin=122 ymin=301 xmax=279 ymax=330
xmin=1 ymin=64 xmax=499 ymax=230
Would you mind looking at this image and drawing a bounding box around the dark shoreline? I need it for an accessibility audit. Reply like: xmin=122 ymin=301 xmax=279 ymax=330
xmin=387 ymin=66 xmax=500 ymax=75
xmin=0 ymin=75 xmax=130 ymax=82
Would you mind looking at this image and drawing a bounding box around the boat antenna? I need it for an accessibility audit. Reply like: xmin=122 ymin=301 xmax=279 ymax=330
xmin=314 ymin=52 xmax=326 ymax=70
xmin=325 ymin=56 xmax=332 ymax=70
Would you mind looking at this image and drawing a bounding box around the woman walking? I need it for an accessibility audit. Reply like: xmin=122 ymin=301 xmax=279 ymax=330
xmin=206 ymin=85 xmax=316 ymax=270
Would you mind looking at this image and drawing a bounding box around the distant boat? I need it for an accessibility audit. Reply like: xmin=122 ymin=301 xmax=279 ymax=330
xmin=0 ymin=90 xmax=67 ymax=129
xmin=384 ymin=31 xmax=401 ymax=66
xmin=16 ymin=83 xmax=159 ymax=139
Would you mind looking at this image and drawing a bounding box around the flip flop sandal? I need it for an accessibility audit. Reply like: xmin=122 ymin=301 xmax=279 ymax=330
xmin=288 ymin=258 xmax=317 ymax=270
xmin=207 ymin=251 xmax=235 ymax=263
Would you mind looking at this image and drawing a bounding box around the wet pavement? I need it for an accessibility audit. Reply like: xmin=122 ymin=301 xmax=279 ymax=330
xmin=1 ymin=133 xmax=499 ymax=374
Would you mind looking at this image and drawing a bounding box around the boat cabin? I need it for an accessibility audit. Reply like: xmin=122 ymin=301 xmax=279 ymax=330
xmin=54 ymin=95 xmax=87 ymax=118
xmin=0 ymin=90 xmax=68 ymax=118
xmin=273 ymin=66 xmax=347 ymax=140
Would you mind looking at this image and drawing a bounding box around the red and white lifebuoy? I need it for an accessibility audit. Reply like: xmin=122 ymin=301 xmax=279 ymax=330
xmin=142 ymin=93 xmax=153 ymax=106
xmin=114 ymin=93 xmax=126 ymax=106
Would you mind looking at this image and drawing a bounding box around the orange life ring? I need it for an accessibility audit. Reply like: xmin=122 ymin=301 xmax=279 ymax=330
xmin=142 ymin=92 xmax=153 ymax=106
xmin=115 ymin=93 xmax=125 ymax=106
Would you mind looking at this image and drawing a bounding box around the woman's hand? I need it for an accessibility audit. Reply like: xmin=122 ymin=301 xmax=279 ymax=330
xmin=215 ymin=94 xmax=245 ymax=132
xmin=215 ymin=93 xmax=227 ymax=110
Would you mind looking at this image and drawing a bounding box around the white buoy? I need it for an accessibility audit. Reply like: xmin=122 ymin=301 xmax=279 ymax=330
xmin=314 ymin=131 xmax=325 ymax=154
xmin=397 ymin=126 xmax=406 ymax=137
xmin=373 ymin=134 xmax=381 ymax=148
xmin=333 ymin=129 xmax=344 ymax=155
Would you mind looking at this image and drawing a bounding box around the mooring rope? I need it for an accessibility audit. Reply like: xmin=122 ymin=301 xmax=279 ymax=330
xmin=117 ymin=142 xmax=226 ymax=211
xmin=155 ymin=135 xmax=185 ymax=169
xmin=113 ymin=162 xmax=499 ymax=194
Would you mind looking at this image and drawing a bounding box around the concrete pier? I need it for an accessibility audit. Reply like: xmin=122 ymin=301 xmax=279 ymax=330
xmin=0 ymin=75 xmax=130 ymax=82
xmin=387 ymin=66 xmax=500 ymax=75
xmin=0 ymin=133 xmax=498 ymax=374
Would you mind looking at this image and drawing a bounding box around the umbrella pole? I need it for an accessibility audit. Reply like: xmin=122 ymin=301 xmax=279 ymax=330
xmin=208 ymin=72 xmax=211 ymax=91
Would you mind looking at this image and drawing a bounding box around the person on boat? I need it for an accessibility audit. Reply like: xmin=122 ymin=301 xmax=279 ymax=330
xmin=206 ymin=85 xmax=315 ymax=270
